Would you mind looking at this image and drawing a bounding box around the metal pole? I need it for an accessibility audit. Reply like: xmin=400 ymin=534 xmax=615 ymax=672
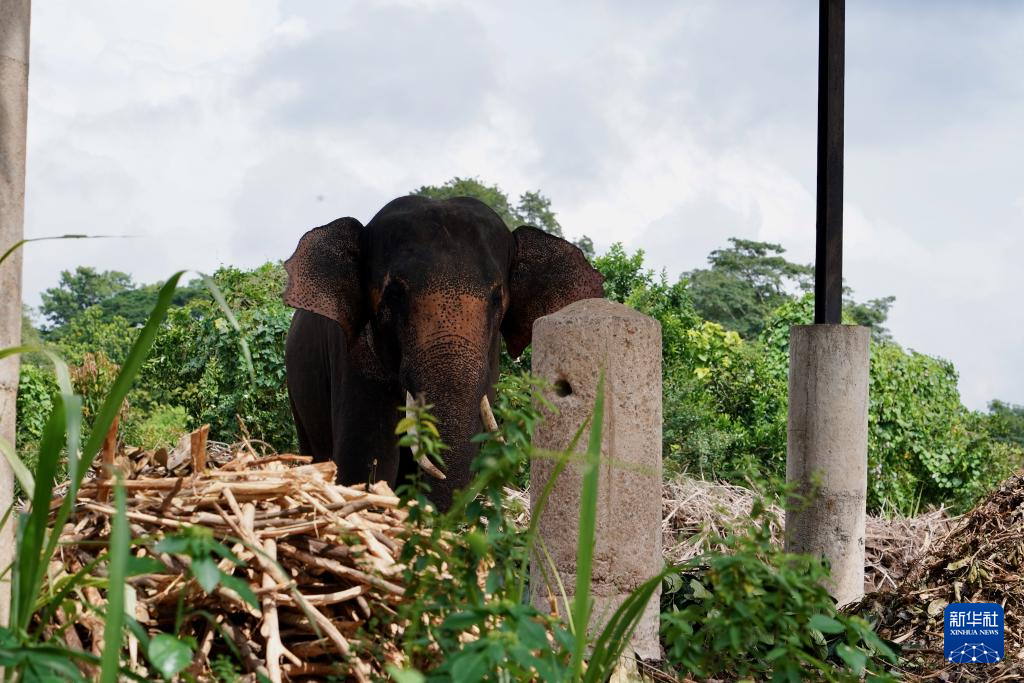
xmin=814 ymin=0 xmax=844 ymax=324
xmin=0 ymin=0 xmax=31 ymax=627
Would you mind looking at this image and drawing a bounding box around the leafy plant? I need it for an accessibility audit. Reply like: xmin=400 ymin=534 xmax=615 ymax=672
xmin=661 ymin=499 xmax=899 ymax=681
xmin=390 ymin=372 xmax=672 ymax=682
xmin=141 ymin=263 xmax=294 ymax=451
xmin=2 ymin=236 xmax=257 ymax=680
xmin=155 ymin=525 xmax=258 ymax=610
xmin=122 ymin=403 xmax=189 ymax=450
xmin=0 ymin=270 xmax=188 ymax=681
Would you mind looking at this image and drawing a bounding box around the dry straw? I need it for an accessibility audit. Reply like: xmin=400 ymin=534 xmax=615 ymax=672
xmin=46 ymin=433 xmax=413 ymax=682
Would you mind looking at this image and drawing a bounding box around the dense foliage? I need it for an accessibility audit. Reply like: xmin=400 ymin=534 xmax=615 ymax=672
xmin=413 ymin=177 xmax=594 ymax=258
xmin=16 ymin=179 xmax=1022 ymax=518
xmin=606 ymin=246 xmax=1022 ymax=514
xmin=988 ymin=399 xmax=1024 ymax=448
xmin=661 ymin=499 xmax=897 ymax=682
xmin=139 ymin=263 xmax=295 ymax=450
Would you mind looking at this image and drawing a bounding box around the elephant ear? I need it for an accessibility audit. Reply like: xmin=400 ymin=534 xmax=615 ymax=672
xmin=502 ymin=226 xmax=605 ymax=358
xmin=283 ymin=217 xmax=366 ymax=342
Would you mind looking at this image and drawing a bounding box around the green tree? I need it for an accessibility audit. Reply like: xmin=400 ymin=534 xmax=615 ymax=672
xmin=686 ymin=238 xmax=895 ymax=342
xmin=39 ymin=266 xmax=134 ymax=329
xmin=412 ymin=177 xmax=595 ymax=257
xmin=413 ymin=177 xmax=519 ymax=227
xmin=988 ymin=400 xmax=1024 ymax=448
xmin=101 ymin=279 xmax=208 ymax=327
xmin=844 ymin=294 xmax=896 ymax=342
xmin=685 ymin=239 xmax=812 ymax=339
xmin=53 ymin=306 xmax=134 ymax=365
xmin=140 ymin=262 xmax=295 ymax=450
xmin=514 ymin=189 xmax=563 ymax=237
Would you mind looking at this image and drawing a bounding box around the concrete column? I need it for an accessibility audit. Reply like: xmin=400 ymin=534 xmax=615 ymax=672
xmin=785 ymin=324 xmax=869 ymax=605
xmin=529 ymin=298 xmax=662 ymax=660
xmin=0 ymin=0 xmax=31 ymax=628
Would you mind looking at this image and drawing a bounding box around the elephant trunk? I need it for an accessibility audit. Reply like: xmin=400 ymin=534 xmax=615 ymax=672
xmin=406 ymin=392 xmax=503 ymax=480
xmin=401 ymin=340 xmax=495 ymax=509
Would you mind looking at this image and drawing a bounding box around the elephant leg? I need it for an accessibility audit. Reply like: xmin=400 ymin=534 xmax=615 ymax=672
xmin=333 ymin=333 xmax=404 ymax=488
xmin=285 ymin=310 xmax=339 ymax=462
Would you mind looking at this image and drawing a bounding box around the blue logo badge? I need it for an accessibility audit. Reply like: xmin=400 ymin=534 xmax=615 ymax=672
xmin=944 ymin=603 xmax=1004 ymax=663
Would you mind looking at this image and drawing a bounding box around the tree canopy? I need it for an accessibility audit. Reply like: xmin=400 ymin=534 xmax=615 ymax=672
xmin=39 ymin=266 xmax=134 ymax=329
xmin=17 ymin=179 xmax=1019 ymax=517
xmin=685 ymin=238 xmax=894 ymax=340
xmin=40 ymin=266 xmax=207 ymax=334
xmin=412 ymin=177 xmax=594 ymax=258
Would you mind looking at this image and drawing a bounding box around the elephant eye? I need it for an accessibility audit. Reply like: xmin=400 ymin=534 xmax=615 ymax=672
xmin=379 ymin=281 xmax=407 ymax=319
xmin=490 ymin=286 xmax=503 ymax=309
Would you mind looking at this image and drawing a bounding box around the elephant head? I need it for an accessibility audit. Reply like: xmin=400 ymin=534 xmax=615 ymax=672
xmin=283 ymin=195 xmax=603 ymax=509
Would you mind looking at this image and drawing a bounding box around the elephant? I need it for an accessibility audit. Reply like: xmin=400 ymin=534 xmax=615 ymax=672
xmin=282 ymin=195 xmax=604 ymax=511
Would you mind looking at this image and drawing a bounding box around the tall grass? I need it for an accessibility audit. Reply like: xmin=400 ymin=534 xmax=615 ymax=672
xmin=0 ymin=236 xmax=253 ymax=679
xmin=569 ymin=371 xmax=603 ymax=680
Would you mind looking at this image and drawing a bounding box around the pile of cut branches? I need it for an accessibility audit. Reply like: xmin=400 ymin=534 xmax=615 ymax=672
xmin=850 ymin=474 xmax=1024 ymax=681
xmin=44 ymin=434 xmax=413 ymax=682
xmin=660 ymin=476 xmax=954 ymax=594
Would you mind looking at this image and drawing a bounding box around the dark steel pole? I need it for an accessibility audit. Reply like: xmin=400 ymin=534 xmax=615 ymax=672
xmin=815 ymin=0 xmax=844 ymax=324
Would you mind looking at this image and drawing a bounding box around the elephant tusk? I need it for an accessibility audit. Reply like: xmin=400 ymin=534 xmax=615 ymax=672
xmin=479 ymin=395 xmax=505 ymax=444
xmin=406 ymin=391 xmax=446 ymax=480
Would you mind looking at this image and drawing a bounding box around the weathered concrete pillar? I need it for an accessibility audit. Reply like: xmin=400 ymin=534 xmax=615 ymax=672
xmin=529 ymin=298 xmax=662 ymax=660
xmin=0 ymin=0 xmax=31 ymax=628
xmin=785 ymin=325 xmax=869 ymax=605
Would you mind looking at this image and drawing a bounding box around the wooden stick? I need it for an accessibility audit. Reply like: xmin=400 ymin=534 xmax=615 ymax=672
xmin=214 ymin=497 xmax=372 ymax=683
xmin=278 ymin=586 xmax=364 ymax=607
xmin=190 ymin=424 xmax=210 ymax=473
xmin=98 ymin=411 xmax=120 ymax=502
xmin=260 ymin=535 xmax=284 ymax=683
xmin=276 ymin=545 xmax=404 ymax=596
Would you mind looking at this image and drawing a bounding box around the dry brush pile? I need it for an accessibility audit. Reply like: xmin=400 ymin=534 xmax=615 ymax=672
xmin=44 ymin=432 xmax=417 ymax=682
xmin=851 ymin=474 xmax=1024 ymax=682
xmin=659 ymin=476 xmax=954 ymax=595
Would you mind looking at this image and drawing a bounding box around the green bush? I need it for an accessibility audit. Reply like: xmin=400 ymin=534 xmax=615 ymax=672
xmin=141 ymin=263 xmax=295 ymax=450
xmin=122 ymin=403 xmax=189 ymax=449
xmin=48 ymin=305 xmax=135 ymax=365
xmin=661 ymin=500 xmax=898 ymax=681
xmin=758 ymin=294 xmax=1017 ymax=513
xmin=15 ymin=363 xmax=57 ymax=450
xmin=594 ymin=246 xmax=1018 ymax=513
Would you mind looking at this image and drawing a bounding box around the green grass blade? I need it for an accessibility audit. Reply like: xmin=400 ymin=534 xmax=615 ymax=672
xmin=571 ymin=370 xmax=605 ymax=680
xmin=13 ymin=391 xmax=80 ymax=631
xmin=0 ymin=234 xmax=126 ymax=266
xmin=0 ymin=345 xmax=72 ymax=395
xmin=0 ymin=433 xmax=35 ymax=499
xmin=100 ymin=476 xmax=129 ymax=683
xmin=35 ymin=554 xmax=104 ymax=632
xmin=45 ymin=272 xmax=185 ymax=567
xmin=516 ymin=420 xmax=589 ymax=601
xmin=537 ymin=537 xmax=574 ymax=635
xmin=199 ymin=272 xmax=255 ymax=383
xmin=583 ymin=571 xmax=668 ymax=682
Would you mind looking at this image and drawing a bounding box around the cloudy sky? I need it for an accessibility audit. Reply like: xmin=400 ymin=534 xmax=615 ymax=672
xmin=20 ymin=0 xmax=1024 ymax=410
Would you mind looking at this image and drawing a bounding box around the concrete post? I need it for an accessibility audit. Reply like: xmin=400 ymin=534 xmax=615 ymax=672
xmin=785 ymin=324 xmax=869 ymax=605
xmin=1 ymin=0 xmax=31 ymax=628
xmin=529 ymin=298 xmax=662 ymax=660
